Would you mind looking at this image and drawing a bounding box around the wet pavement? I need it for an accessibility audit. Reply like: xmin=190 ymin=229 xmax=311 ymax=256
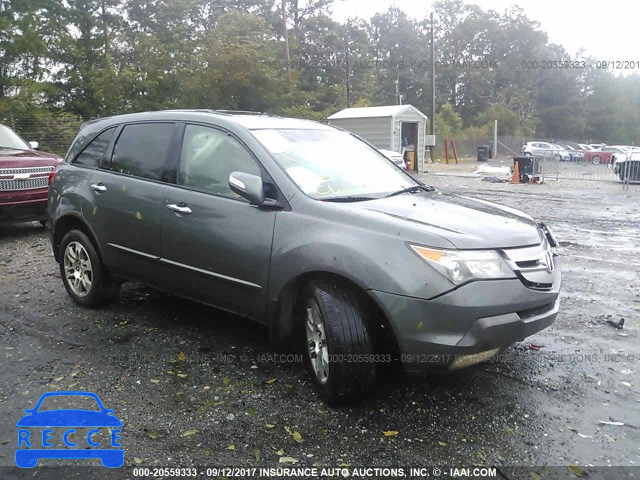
xmin=0 ymin=176 xmax=639 ymax=478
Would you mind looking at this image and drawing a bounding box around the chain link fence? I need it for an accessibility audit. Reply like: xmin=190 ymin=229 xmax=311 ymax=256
xmin=0 ymin=113 xmax=88 ymax=157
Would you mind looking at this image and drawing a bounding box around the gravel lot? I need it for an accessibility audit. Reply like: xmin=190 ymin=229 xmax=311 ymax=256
xmin=1 ymin=170 xmax=639 ymax=479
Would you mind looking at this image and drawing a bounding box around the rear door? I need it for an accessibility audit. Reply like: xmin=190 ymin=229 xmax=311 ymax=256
xmin=87 ymin=122 xmax=179 ymax=284
xmin=160 ymin=123 xmax=277 ymax=319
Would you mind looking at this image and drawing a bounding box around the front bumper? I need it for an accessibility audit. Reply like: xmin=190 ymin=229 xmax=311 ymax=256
xmin=369 ymin=272 xmax=561 ymax=374
xmin=0 ymin=197 xmax=47 ymax=223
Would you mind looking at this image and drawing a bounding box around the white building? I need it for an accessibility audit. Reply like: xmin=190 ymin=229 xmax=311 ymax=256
xmin=327 ymin=105 xmax=430 ymax=172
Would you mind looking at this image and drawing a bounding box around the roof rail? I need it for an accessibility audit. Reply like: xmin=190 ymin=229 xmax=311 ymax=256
xmin=213 ymin=109 xmax=268 ymax=116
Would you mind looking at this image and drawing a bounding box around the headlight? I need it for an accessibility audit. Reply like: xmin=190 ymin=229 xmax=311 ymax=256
xmin=408 ymin=244 xmax=515 ymax=285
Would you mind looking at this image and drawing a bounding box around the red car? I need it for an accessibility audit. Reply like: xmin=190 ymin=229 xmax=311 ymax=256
xmin=0 ymin=124 xmax=63 ymax=224
xmin=582 ymin=145 xmax=629 ymax=165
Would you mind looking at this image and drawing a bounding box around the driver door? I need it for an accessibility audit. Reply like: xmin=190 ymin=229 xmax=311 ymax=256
xmin=160 ymin=124 xmax=277 ymax=319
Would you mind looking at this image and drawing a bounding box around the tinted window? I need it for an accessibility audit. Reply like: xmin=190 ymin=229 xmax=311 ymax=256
xmin=72 ymin=127 xmax=116 ymax=168
xmin=178 ymin=125 xmax=261 ymax=200
xmin=111 ymin=123 xmax=175 ymax=181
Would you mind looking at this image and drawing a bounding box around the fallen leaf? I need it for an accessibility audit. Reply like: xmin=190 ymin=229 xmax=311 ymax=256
xmin=279 ymin=456 xmax=298 ymax=464
xmin=292 ymin=431 xmax=303 ymax=443
xmin=265 ymin=423 xmax=276 ymax=429
xmin=177 ymin=351 xmax=186 ymax=361
xmin=150 ymin=379 xmax=160 ymax=384
xmin=568 ymin=465 xmax=586 ymax=477
xmin=134 ymin=457 xmax=143 ymax=465
xmin=265 ymin=378 xmax=278 ymax=384
xmin=226 ymin=444 xmax=235 ymax=451
xmin=147 ymin=431 xmax=160 ymax=440
xmin=177 ymin=373 xmax=188 ymax=378
xmin=222 ymin=377 xmax=231 ymax=386
xmin=276 ymin=449 xmax=285 ymax=455
xmin=53 ymin=376 xmax=64 ymax=382
xmin=437 ymin=441 xmax=447 ymax=447
xmin=382 ymin=431 xmax=399 ymax=437
xmin=477 ymin=451 xmax=486 ymax=461
xmin=246 ymin=407 xmax=257 ymax=416
xmin=253 ymin=449 xmax=261 ymax=462
xmin=201 ymin=448 xmax=211 ymax=458
xmin=181 ymin=429 xmax=198 ymax=437
xmin=529 ymin=472 xmax=541 ymax=480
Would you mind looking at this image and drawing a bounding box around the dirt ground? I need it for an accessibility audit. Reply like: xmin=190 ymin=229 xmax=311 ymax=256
xmin=1 ymin=170 xmax=639 ymax=479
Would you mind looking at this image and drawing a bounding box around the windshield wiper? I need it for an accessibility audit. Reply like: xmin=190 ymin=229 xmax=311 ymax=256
xmin=321 ymin=196 xmax=378 ymax=203
xmin=384 ymin=185 xmax=435 ymax=198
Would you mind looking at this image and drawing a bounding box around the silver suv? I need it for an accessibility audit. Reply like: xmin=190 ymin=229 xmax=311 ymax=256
xmin=48 ymin=110 xmax=562 ymax=403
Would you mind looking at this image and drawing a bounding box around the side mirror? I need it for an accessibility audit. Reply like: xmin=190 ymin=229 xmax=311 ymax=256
xmin=229 ymin=172 xmax=265 ymax=205
xmin=29 ymin=141 xmax=39 ymax=150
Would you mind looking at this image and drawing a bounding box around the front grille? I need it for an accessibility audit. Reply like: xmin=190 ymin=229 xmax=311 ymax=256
xmin=0 ymin=166 xmax=54 ymax=176
xmin=0 ymin=176 xmax=49 ymax=191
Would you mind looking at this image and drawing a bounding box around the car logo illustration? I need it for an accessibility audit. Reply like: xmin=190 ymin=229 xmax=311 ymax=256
xmin=15 ymin=391 xmax=123 ymax=468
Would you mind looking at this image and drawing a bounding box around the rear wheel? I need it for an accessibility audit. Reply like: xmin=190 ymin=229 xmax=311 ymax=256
xmin=592 ymin=155 xmax=602 ymax=165
xmin=299 ymin=280 xmax=376 ymax=403
xmin=59 ymin=230 xmax=120 ymax=307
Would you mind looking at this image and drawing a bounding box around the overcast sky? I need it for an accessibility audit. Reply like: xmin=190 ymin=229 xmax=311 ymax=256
xmin=331 ymin=0 xmax=638 ymax=71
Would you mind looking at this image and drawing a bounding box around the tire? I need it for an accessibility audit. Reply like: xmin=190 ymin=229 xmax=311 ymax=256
xmin=592 ymin=155 xmax=602 ymax=165
xmin=524 ymin=152 xmax=532 ymax=157
xmin=554 ymin=154 xmax=562 ymax=162
xmin=58 ymin=229 xmax=120 ymax=307
xmin=299 ymin=280 xmax=376 ymax=403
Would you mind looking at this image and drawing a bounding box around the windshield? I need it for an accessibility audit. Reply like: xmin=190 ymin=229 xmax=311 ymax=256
xmin=0 ymin=125 xmax=30 ymax=150
xmin=252 ymin=128 xmax=419 ymax=199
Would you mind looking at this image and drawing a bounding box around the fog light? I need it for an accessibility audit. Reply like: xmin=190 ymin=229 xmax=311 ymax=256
xmin=449 ymin=348 xmax=500 ymax=370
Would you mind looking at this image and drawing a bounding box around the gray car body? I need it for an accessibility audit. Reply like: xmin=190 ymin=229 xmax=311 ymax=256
xmin=49 ymin=110 xmax=561 ymax=373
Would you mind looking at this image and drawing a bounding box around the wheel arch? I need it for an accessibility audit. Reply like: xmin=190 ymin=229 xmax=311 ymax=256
xmin=52 ymin=214 xmax=103 ymax=264
xmin=268 ymin=270 xmax=401 ymax=357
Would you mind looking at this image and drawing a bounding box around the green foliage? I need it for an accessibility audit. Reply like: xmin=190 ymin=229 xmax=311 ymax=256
xmin=0 ymin=0 xmax=638 ymax=148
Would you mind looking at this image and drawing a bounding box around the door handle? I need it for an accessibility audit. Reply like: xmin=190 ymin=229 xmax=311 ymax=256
xmin=167 ymin=203 xmax=192 ymax=215
xmin=90 ymin=183 xmax=107 ymax=193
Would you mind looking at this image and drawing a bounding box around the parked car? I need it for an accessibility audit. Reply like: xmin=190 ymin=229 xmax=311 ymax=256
xmin=0 ymin=124 xmax=63 ymax=224
xmin=555 ymin=143 xmax=584 ymax=162
xmin=520 ymin=141 xmax=571 ymax=161
xmin=583 ymin=145 xmax=630 ymax=165
xmin=613 ymin=151 xmax=640 ymax=181
xmin=48 ymin=110 xmax=561 ymax=403
xmin=379 ymin=148 xmax=407 ymax=169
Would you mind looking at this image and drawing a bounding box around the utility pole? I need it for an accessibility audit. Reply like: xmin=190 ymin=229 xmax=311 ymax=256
xmin=345 ymin=24 xmax=351 ymax=107
xmin=493 ymin=119 xmax=498 ymax=160
xmin=282 ymin=0 xmax=290 ymax=72
xmin=430 ymin=12 xmax=436 ymax=163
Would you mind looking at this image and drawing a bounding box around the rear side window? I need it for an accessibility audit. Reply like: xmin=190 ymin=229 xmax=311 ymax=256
xmin=71 ymin=127 xmax=116 ymax=168
xmin=111 ymin=123 xmax=175 ymax=181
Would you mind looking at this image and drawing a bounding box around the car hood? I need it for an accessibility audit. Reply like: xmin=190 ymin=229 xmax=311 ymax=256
xmin=16 ymin=410 xmax=123 ymax=427
xmin=356 ymin=190 xmax=543 ymax=249
xmin=0 ymin=148 xmax=62 ymax=168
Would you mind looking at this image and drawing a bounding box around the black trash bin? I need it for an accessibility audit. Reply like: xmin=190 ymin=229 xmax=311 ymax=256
xmin=477 ymin=145 xmax=492 ymax=162
xmin=513 ymin=156 xmax=536 ymax=182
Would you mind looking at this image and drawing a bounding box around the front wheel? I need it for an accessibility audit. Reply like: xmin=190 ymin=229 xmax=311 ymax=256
xmin=59 ymin=229 xmax=120 ymax=307
xmin=592 ymin=155 xmax=602 ymax=165
xmin=300 ymin=280 xmax=376 ymax=403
